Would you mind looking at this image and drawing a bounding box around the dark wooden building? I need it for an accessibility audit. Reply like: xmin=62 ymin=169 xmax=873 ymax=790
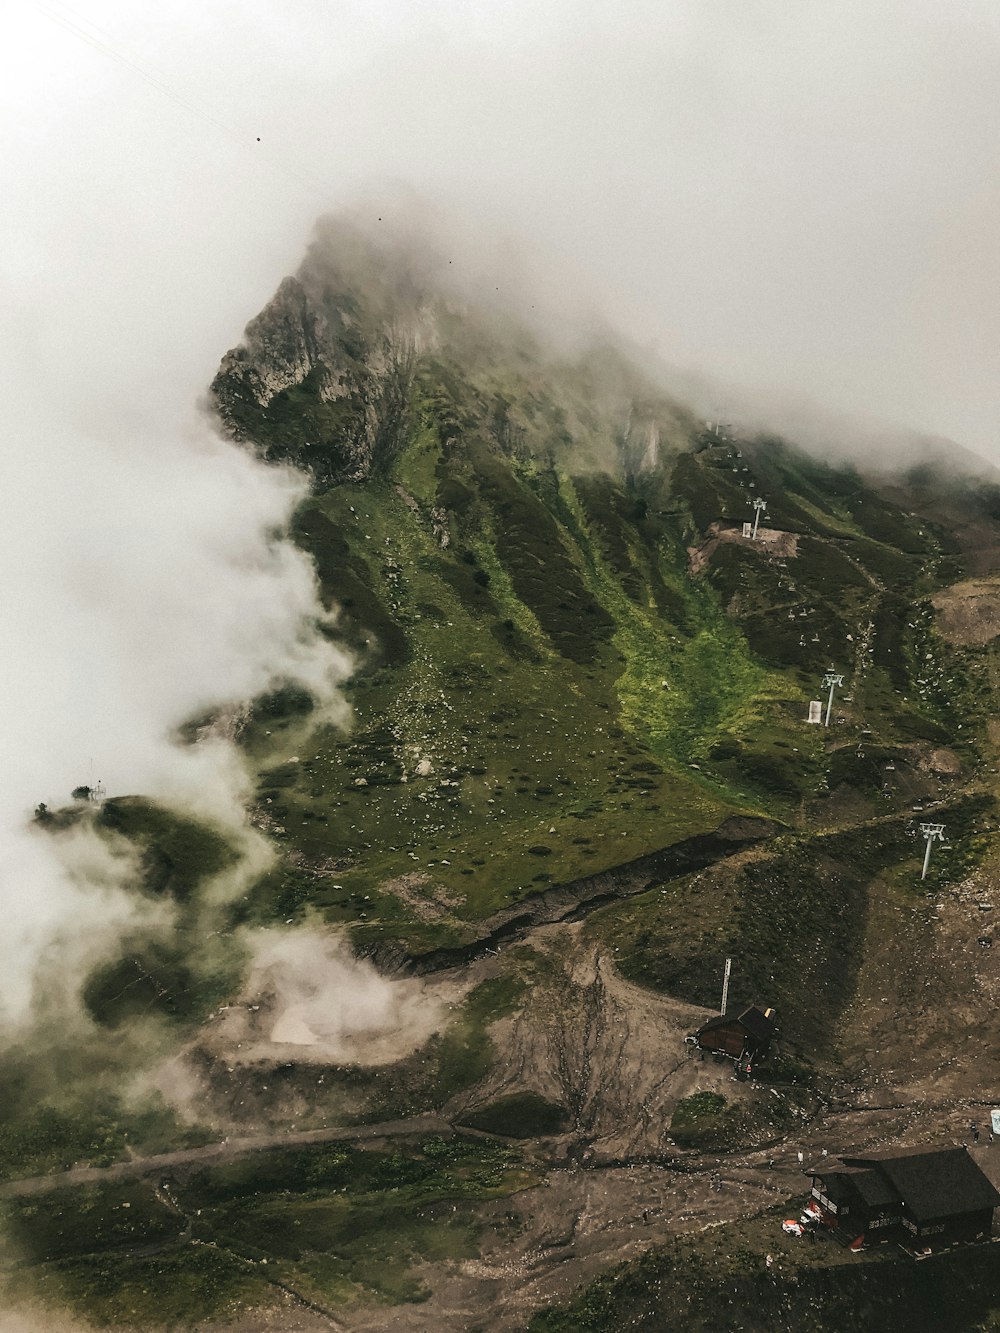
xmin=807 ymin=1161 xmax=902 ymax=1245
xmin=807 ymin=1146 xmax=1000 ymax=1251
xmin=689 ymin=1005 xmax=778 ymax=1065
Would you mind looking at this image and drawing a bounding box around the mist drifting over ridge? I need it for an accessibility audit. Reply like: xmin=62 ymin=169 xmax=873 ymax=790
xmin=6 ymin=11 xmax=1000 ymax=1329
xmin=0 ymin=352 xmax=353 ymax=1022
xmin=6 ymin=1 xmax=1000 ymax=455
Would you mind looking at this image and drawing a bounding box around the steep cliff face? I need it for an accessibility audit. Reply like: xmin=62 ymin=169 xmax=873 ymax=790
xmin=210 ymin=218 xmax=698 ymax=490
xmin=212 ymin=222 xmax=441 ymax=484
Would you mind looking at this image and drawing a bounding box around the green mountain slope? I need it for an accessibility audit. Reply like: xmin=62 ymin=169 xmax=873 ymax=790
xmin=15 ymin=220 xmax=1000 ymax=1331
xmin=205 ymin=222 xmax=995 ymax=962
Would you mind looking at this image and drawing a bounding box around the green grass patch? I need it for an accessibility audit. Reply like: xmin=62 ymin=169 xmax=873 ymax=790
xmin=457 ymin=1092 xmax=569 ymax=1138
xmin=3 ymin=1136 xmax=539 ymax=1326
xmin=97 ymin=798 xmax=236 ymax=901
xmin=669 ymin=1088 xmax=809 ymax=1151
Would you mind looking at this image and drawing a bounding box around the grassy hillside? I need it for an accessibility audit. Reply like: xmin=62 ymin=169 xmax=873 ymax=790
xmin=13 ymin=228 xmax=1000 ymax=1329
xmin=230 ymin=387 xmax=991 ymax=951
xmin=1 ymin=1135 xmax=537 ymax=1325
xmin=24 ymin=271 xmax=996 ymax=1096
xmin=73 ymin=230 xmax=1000 ymax=1034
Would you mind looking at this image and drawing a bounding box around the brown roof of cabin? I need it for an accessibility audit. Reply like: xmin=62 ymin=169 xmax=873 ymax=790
xmin=697 ymin=1006 xmax=777 ymax=1040
xmin=839 ymin=1148 xmax=1000 ymax=1223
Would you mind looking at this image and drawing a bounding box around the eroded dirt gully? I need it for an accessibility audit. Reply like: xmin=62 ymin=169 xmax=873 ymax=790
xmin=372 ymin=816 xmax=781 ymax=974
xmin=446 ymin=922 xmax=735 ymax=1164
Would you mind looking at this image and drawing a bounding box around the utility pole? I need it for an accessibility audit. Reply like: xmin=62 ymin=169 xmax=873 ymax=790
xmin=822 ymin=668 xmax=844 ymax=727
xmin=919 ymin=823 xmax=945 ymax=880
xmin=721 ymin=956 xmax=732 ymax=1015
xmin=751 ymin=497 xmax=767 ymax=540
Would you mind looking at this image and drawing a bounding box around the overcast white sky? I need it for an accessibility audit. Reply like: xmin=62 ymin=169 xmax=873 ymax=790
xmin=2 ymin=0 xmax=1000 ymax=1017
xmin=5 ymin=0 xmax=1000 ymax=453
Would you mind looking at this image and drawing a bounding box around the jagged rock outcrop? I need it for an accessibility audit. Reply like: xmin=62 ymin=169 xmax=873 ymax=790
xmin=210 ymin=218 xmax=703 ymax=491
xmin=211 ymin=221 xmax=437 ymax=486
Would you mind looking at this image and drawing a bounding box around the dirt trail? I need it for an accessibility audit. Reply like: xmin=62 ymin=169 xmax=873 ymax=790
xmin=445 ymin=923 xmax=734 ymax=1163
xmin=0 ymin=1113 xmax=451 ymax=1198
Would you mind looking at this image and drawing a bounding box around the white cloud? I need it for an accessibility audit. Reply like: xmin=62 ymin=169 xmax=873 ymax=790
xmin=207 ymin=925 xmax=449 ymax=1067
xmin=6 ymin=1 xmax=1000 ymax=452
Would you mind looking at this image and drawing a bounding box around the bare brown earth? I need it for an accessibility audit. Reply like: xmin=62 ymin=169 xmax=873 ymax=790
xmin=348 ymin=875 xmax=1000 ymax=1331
xmin=688 ymin=522 xmax=798 ymax=576
xmin=932 ymin=575 xmax=1000 ymax=646
xmin=445 ymin=924 xmax=734 ymax=1164
xmin=16 ymin=883 xmax=1000 ymax=1332
xmin=839 ymin=855 xmax=1000 ymax=1103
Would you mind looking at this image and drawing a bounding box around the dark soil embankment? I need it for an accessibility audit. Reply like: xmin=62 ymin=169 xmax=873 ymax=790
xmin=371 ymin=816 xmax=780 ymax=975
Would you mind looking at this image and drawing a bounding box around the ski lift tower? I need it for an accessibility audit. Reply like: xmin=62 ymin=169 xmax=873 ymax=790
xmin=751 ymin=497 xmax=767 ymax=540
xmin=919 ymin=822 xmax=946 ymax=880
xmin=822 ymin=668 xmax=844 ymax=727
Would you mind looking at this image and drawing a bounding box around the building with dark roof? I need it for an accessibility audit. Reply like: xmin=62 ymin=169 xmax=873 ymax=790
xmin=807 ymin=1146 xmax=1000 ymax=1251
xmin=689 ymin=1005 xmax=778 ymax=1068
